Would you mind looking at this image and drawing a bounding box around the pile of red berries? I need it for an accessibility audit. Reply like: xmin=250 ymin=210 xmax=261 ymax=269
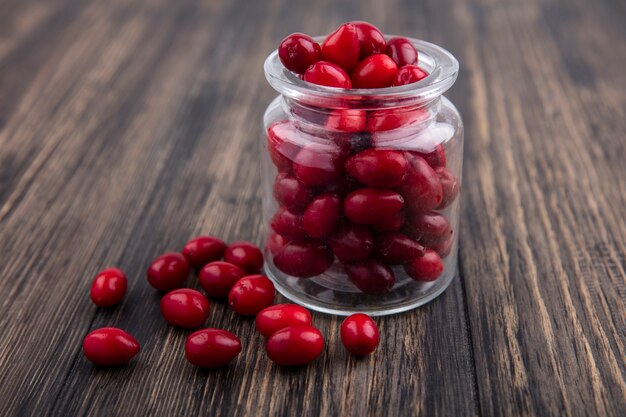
xmin=279 ymin=21 xmax=428 ymax=89
xmin=83 ymin=236 xmax=379 ymax=368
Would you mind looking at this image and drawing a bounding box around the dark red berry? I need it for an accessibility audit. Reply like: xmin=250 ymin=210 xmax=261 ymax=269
xmin=375 ymin=233 xmax=425 ymax=265
xmin=273 ymin=173 xmax=313 ymax=211
xmin=267 ymin=121 xmax=301 ymax=172
xmin=351 ymin=54 xmax=398 ymax=89
xmin=351 ymin=21 xmax=386 ymax=59
xmin=302 ymin=194 xmax=341 ymax=238
xmin=385 ymin=37 xmax=418 ymax=67
xmin=344 ymin=188 xmax=404 ymax=225
xmin=345 ymin=260 xmax=395 ymax=295
xmin=371 ymin=210 xmax=405 ymax=232
xmin=90 ymin=268 xmax=127 ymax=307
xmin=303 ymin=61 xmax=352 ymax=88
xmin=413 ymin=144 xmax=446 ymax=168
xmin=367 ymin=108 xmax=429 ymax=132
xmin=182 ymin=236 xmax=226 ymax=269
xmin=432 ymin=236 xmax=454 ymax=258
xmin=185 ymin=328 xmax=241 ymax=369
xmin=340 ymin=313 xmax=379 ymax=356
xmin=160 ymin=289 xmax=210 ymax=329
xmin=325 ymin=109 xmax=366 ymax=132
xmin=224 ymin=241 xmax=264 ymax=273
xmin=83 ymin=327 xmax=140 ymax=366
xmin=345 ymin=149 xmax=408 ymax=187
xmin=293 ymin=145 xmax=344 ymax=187
xmin=397 ymin=153 xmax=442 ymax=211
xmin=199 ymin=261 xmax=246 ymax=298
xmin=435 ymin=167 xmax=460 ymax=209
xmin=393 ymin=65 xmax=428 ymax=86
xmin=328 ymin=223 xmax=374 ymax=262
xmin=271 ymin=207 xmax=307 ymax=240
xmin=273 ymin=241 xmax=334 ymax=278
xmin=321 ymin=23 xmax=360 ymax=72
xmin=147 ymin=252 xmax=190 ymax=292
xmin=404 ymin=249 xmax=443 ymax=281
xmin=265 ymin=326 xmax=324 ymax=366
xmin=408 ymin=211 xmax=452 ymax=246
xmin=279 ymin=33 xmax=321 ymax=74
xmin=228 ymin=275 xmax=275 ymax=316
xmin=255 ymin=304 xmax=313 ymax=337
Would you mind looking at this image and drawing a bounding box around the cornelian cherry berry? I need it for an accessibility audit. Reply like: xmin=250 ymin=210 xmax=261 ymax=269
xmin=351 ymin=54 xmax=398 ymax=89
xmin=385 ymin=37 xmax=418 ymax=67
xmin=160 ymin=289 xmax=210 ymax=329
xmin=271 ymin=207 xmax=306 ymax=240
xmin=293 ymin=146 xmax=344 ymax=187
xmin=408 ymin=211 xmax=452 ymax=246
xmin=351 ymin=21 xmax=386 ymax=59
xmin=265 ymin=325 xmax=324 ymax=366
xmin=436 ymin=167 xmax=460 ymax=209
xmin=224 ymin=241 xmax=264 ymax=273
xmin=273 ymin=241 xmax=334 ymax=278
xmin=199 ymin=261 xmax=246 ymax=298
xmin=344 ymin=188 xmax=404 ymax=225
xmin=325 ymin=109 xmax=367 ymax=132
xmin=303 ymin=61 xmax=352 ymax=88
xmin=267 ymin=121 xmax=301 ymax=172
xmin=371 ymin=210 xmax=405 ymax=233
xmin=414 ymin=144 xmax=446 ymax=168
xmin=83 ymin=327 xmax=140 ymax=366
xmin=328 ymin=223 xmax=373 ymax=262
xmin=279 ymin=33 xmax=321 ymax=74
xmin=345 ymin=260 xmax=395 ymax=295
xmin=432 ymin=236 xmax=454 ymax=258
xmin=255 ymin=304 xmax=313 ymax=337
xmin=404 ymin=249 xmax=443 ymax=281
xmin=367 ymin=108 xmax=429 ymax=132
xmin=228 ymin=275 xmax=275 ymax=316
xmin=345 ymin=149 xmax=408 ymax=188
xmin=273 ymin=173 xmax=313 ymax=211
xmin=182 ymin=236 xmax=226 ymax=269
xmin=185 ymin=328 xmax=242 ymax=369
xmin=321 ymin=23 xmax=360 ymax=72
xmin=393 ymin=65 xmax=428 ymax=86
xmin=397 ymin=153 xmax=442 ymax=211
xmin=302 ymin=194 xmax=341 ymax=238
xmin=375 ymin=232 xmax=425 ymax=265
xmin=340 ymin=313 xmax=379 ymax=356
xmin=90 ymin=267 xmax=127 ymax=307
xmin=147 ymin=252 xmax=190 ymax=292
xmin=266 ymin=232 xmax=288 ymax=255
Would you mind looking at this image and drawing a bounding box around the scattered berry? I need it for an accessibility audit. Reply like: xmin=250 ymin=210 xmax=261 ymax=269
xmin=224 ymin=241 xmax=264 ymax=273
xmin=255 ymin=304 xmax=313 ymax=337
xmin=340 ymin=313 xmax=379 ymax=356
xmin=185 ymin=328 xmax=242 ymax=368
xmin=182 ymin=236 xmax=226 ymax=269
xmin=160 ymin=289 xmax=210 ymax=329
xmin=146 ymin=252 xmax=190 ymax=292
xmin=90 ymin=267 xmax=127 ymax=307
xmin=83 ymin=327 xmax=140 ymax=366
xmin=199 ymin=261 xmax=246 ymax=298
xmin=265 ymin=326 xmax=324 ymax=366
xmin=228 ymin=275 xmax=276 ymax=316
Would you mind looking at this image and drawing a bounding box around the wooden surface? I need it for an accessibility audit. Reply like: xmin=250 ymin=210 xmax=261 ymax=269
xmin=0 ymin=0 xmax=624 ymax=416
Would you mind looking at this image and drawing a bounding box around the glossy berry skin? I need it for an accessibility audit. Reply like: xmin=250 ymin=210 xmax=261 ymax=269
xmin=83 ymin=327 xmax=140 ymax=366
xmin=224 ymin=241 xmax=264 ymax=273
xmin=228 ymin=275 xmax=275 ymax=316
xmin=404 ymin=249 xmax=444 ymax=281
xmin=185 ymin=328 xmax=242 ymax=369
xmin=279 ymin=33 xmax=321 ymax=74
xmin=273 ymin=241 xmax=334 ymax=278
xmin=375 ymin=232 xmax=425 ymax=265
xmin=160 ymin=289 xmax=210 ymax=329
xmin=414 ymin=144 xmax=446 ymax=169
xmin=321 ymin=23 xmax=360 ymax=72
xmin=303 ymin=61 xmax=352 ymax=89
xmin=325 ymin=109 xmax=366 ymax=132
xmin=199 ymin=261 xmax=246 ymax=298
xmin=436 ymin=167 xmax=460 ymax=209
xmin=408 ymin=211 xmax=452 ymax=246
xmin=393 ymin=65 xmax=428 ymax=86
xmin=147 ymin=252 xmax=190 ymax=292
xmin=182 ymin=236 xmax=226 ymax=269
xmin=265 ymin=326 xmax=324 ymax=366
xmin=271 ymin=207 xmax=306 ymax=240
xmin=328 ymin=223 xmax=373 ymax=262
xmin=340 ymin=313 xmax=379 ymax=356
xmin=293 ymin=146 xmax=344 ymax=187
xmin=273 ymin=173 xmax=313 ymax=211
xmin=267 ymin=121 xmax=301 ymax=172
xmin=345 ymin=260 xmax=395 ymax=295
xmin=397 ymin=153 xmax=443 ymax=211
xmin=90 ymin=268 xmax=127 ymax=307
xmin=351 ymin=54 xmax=398 ymax=89
xmin=345 ymin=149 xmax=408 ymax=188
xmin=351 ymin=21 xmax=386 ymax=59
xmin=303 ymin=194 xmax=341 ymax=238
xmin=371 ymin=210 xmax=405 ymax=233
xmin=255 ymin=304 xmax=313 ymax=337
xmin=367 ymin=108 xmax=429 ymax=132
xmin=385 ymin=37 xmax=418 ymax=67
xmin=344 ymin=188 xmax=404 ymax=225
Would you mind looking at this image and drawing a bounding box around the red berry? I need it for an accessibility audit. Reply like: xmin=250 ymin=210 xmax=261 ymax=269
xmin=345 ymin=149 xmax=408 ymax=188
xmin=224 ymin=241 xmax=264 ymax=273
xmin=385 ymin=37 xmax=418 ymax=67
xmin=266 ymin=232 xmax=288 ymax=255
xmin=413 ymin=144 xmax=447 ymax=168
xmin=90 ymin=268 xmax=127 ymax=307
xmin=271 ymin=207 xmax=307 ymax=240
xmin=345 ymin=260 xmax=395 ymax=295
xmin=160 ymin=289 xmax=210 ymax=329
xmin=267 ymin=121 xmax=301 ymax=172
xmin=375 ymin=233 xmax=425 ymax=265
xmin=393 ymin=65 xmax=428 ymax=86
xmin=279 ymin=33 xmax=321 ymax=74
xmin=371 ymin=210 xmax=405 ymax=232
xmin=255 ymin=304 xmax=313 ymax=337
xmin=83 ymin=327 xmax=140 ymax=366
xmin=432 ymin=236 xmax=454 ymax=258
xmin=367 ymin=108 xmax=429 ymax=132
xmin=185 ymin=328 xmax=242 ymax=369
xmin=397 ymin=153 xmax=443 ymax=211
xmin=321 ymin=23 xmax=360 ymax=72
xmin=328 ymin=223 xmax=373 ymax=262
xmin=340 ymin=313 xmax=379 ymax=356
xmin=325 ymin=109 xmax=367 ymax=132
xmin=265 ymin=326 xmax=324 ymax=366
xmin=351 ymin=21 xmax=386 ymax=59
xmin=344 ymin=188 xmax=404 ymax=225
xmin=404 ymin=249 xmax=443 ymax=281
xmin=351 ymin=54 xmax=398 ymax=89
xmin=293 ymin=145 xmax=344 ymax=187
xmin=146 ymin=252 xmax=190 ymax=292
xmin=199 ymin=261 xmax=246 ymax=298
xmin=273 ymin=241 xmax=334 ymax=278
xmin=182 ymin=236 xmax=226 ymax=269
xmin=228 ymin=275 xmax=275 ymax=316
xmin=408 ymin=211 xmax=452 ymax=246
xmin=435 ymin=167 xmax=460 ymax=209
xmin=273 ymin=173 xmax=313 ymax=211
xmin=302 ymin=194 xmax=341 ymax=238
xmin=303 ymin=61 xmax=352 ymax=88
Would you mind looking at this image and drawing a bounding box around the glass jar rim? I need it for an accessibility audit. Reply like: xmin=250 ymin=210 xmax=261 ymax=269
xmin=264 ymin=36 xmax=459 ymax=109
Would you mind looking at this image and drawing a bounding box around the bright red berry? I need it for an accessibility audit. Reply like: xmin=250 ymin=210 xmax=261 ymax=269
xmin=351 ymin=21 xmax=386 ymax=59
xmin=273 ymin=173 xmax=313 ymax=211
xmin=83 ymin=327 xmax=140 ymax=366
xmin=344 ymin=260 xmax=395 ymax=295
xmin=279 ymin=33 xmax=321 ymax=74
xmin=397 ymin=153 xmax=443 ymax=211
xmin=255 ymin=304 xmax=313 ymax=337
xmin=367 ymin=108 xmax=429 ymax=132
xmin=435 ymin=167 xmax=460 ymax=209
xmin=328 ymin=223 xmax=373 ymax=262
xmin=160 ymin=289 xmax=210 ymax=329
xmin=343 ymin=188 xmax=404 ymax=225
xmin=265 ymin=326 xmax=324 ymax=366
xmin=325 ymin=109 xmax=367 ymax=132
xmin=273 ymin=240 xmax=334 ymax=278
xmin=228 ymin=275 xmax=275 ymax=316
xmin=375 ymin=233 xmax=425 ymax=265
xmin=385 ymin=37 xmax=418 ymax=67
xmin=393 ymin=65 xmax=428 ymax=86
xmin=199 ymin=261 xmax=246 ymax=298
xmin=340 ymin=313 xmax=379 ymax=356
xmin=146 ymin=252 xmax=190 ymax=292
xmin=321 ymin=23 xmax=360 ymax=72
xmin=404 ymin=249 xmax=444 ymax=281
xmin=185 ymin=328 xmax=242 ymax=369
xmin=351 ymin=54 xmax=398 ymax=89
xmin=345 ymin=149 xmax=408 ymax=188
xmin=224 ymin=241 xmax=264 ymax=273
xmin=90 ymin=267 xmax=127 ymax=307
xmin=302 ymin=194 xmax=342 ymax=238
xmin=271 ymin=207 xmax=307 ymax=240
xmin=182 ymin=236 xmax=226 ymax=269
xmin=303 ymin=61 xmax=352 ymax=88
xmin=292 ymin=145 xmax=344 ymax=187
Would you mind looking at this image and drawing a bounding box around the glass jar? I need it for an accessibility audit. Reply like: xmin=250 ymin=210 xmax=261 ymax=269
xmin=261 ymin=37 xmax=462 ymax=316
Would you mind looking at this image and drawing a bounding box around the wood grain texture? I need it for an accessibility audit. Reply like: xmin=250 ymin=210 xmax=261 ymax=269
xmin=0 ymin=0 xmax=623 ymax=416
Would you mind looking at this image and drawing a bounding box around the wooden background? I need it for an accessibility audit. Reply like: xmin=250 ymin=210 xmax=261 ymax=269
xmin=0 ymin=0 xmax=624 ymax=416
